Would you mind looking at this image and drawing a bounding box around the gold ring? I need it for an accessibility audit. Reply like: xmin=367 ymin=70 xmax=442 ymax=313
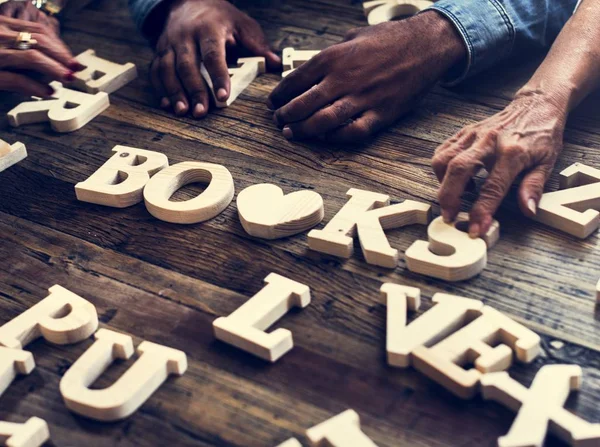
xmin=14 ymin=32 xmax=37 ymax=50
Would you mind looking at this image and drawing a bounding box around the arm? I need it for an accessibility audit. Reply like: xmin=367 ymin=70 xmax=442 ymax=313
xmin=433 ymin=0 xmax=600 ymax=237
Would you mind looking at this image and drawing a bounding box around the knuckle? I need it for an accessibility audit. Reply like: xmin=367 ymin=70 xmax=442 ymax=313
xmin=446 ymin=157 xmax=470 ymax=177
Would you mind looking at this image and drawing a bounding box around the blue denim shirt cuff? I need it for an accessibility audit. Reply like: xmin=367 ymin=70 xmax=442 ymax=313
xmin=129 ymin=0 xmax=164 ymax=34
xmin=427 ymin=0 xmax=515 ymax=86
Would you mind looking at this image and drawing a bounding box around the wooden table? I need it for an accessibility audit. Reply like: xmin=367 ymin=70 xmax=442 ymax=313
xmin=1 ymin=0 xmax=599 ymax=445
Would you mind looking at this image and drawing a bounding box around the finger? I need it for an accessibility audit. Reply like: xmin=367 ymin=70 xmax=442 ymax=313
xmin=175 ymin=40 xmax=208 ymax=118
xmin=469 ymin=154 xmax=524 ymax=237
xmin=274 ymin=81 xmax=336 ymax=126
xmin=199 ymin=33 xmax=229 ymax=102
xmin=0 ymin=3 xmax=18 ymax=18
xmin=158 ymin=47 xmax=188 ymax=115
xmin=437 ymin=137 xmax=494 ymax=223
xmin=517 ymin=163 xmax=553 ymax=218
xmin=150 ymin=57 xmax=169 ymax=108
xmin=0 ymin=71 xmax=54 ymax=97
xmin=16 ymin=4 xmax=34 ymax=21
xmin=326 ymin=109 xmax=389 ymax=143
xmin=267 ymin=55 xmax=323 ymax=110
xmin=431 ymin=128 xmax=477 ymax=182
xmin=282 ymin=97 xmax=363 ymax=140
xmin=237 ymin=18 xmax=281 ymax=70
xmin=32 ymin=33 xmax=79 ymax=71
xmin=0 ymin=48 xmax=72 ymax=82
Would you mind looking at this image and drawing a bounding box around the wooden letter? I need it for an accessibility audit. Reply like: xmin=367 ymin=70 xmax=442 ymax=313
xmin=405 ymin=213 xmax=500 ymax=281
xmin=60 ymin=328 xmax=187 ymax=421
xmin=201 ymin=57 xmax=265 ymax=108
xmin=0 ymin=418 xmax=49 ymax=447
xmin=308 ymin=188 xmax=390 ymax=258
xmin=596 ymin=278 xmax=600 ymax=304
xmin=8 ymin=82 xmax=109 ymax=133
xmin=276 ymin=440 xmax=303 ymax=447
xmin=306 ymin=410 xmax=378 ymax=447
xmin=380 ymin=287 xmax=482 ymax=368
xmin=0 ymin=285 xmax=98 ymax=349
xmin=72 ymin=49 xmax=137 ymax=94
xmin=143 ymin=161 xmax=235 ymax=224
xmin=365 ymin=0 xmax=433 ymax=25
xmin=357 ymin=200 xmax=431 ymax=267
xmin=213 ymin=273 xmax=311 ymax=362
xmin=237 ymin=183 xmax=324 ymax=239
xmin=0 ymin=347 xmax=34 ymax=397
xmin=481 ymin=365 xmax=600 ymax=446
xmin=535 ymin=163 xmax=600 ymax=238
xmin=75 ymin=146 xmax=169 ymax=208
xmin=412 ymin=306 xmax=540 ymax=399
xmin=282 ymin=48 xmax=321 ymax=77
xmin=0 ymin=140 xmax=27 ymax=174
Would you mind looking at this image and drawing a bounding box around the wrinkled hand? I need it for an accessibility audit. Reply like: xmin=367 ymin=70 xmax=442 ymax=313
xmin=433 ymin=88 xmax=567 ymax=237
xmin=268 ymin=11 xmax=466 ymax=142
xmin=0 ymin=1 xmax=59 ymax=34
xmin=0 ymin=16 xmax=82 ymax=97
xmin=151 ymin=0 xmax=280 ymax=118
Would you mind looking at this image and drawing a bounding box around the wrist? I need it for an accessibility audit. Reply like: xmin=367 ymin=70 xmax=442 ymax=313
xmin=515 ymin=80 xmax=573 ymax=118
xmin=410 ymin=10 xmax=468 ymax=81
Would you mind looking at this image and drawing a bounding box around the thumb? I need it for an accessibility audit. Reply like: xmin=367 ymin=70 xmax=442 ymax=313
xmin=518 ymin=163 xmax=553 ymax=218
xmin=238 ymin=23 xmax=281 ymax=71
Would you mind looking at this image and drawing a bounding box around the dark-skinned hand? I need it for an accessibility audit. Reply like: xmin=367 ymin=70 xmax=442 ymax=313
xmin=0 ymin=15 xmax=83 ymax=97
xmin=268 ymin=10 xmax=466 ymax=142
xmin=151 ymin=0 xmax=280 ymax=118
xmin=433 ymin=88 xmax=566 ymax=237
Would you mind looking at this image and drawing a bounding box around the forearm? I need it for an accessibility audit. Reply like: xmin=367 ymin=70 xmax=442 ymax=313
xmin=519 ymin=0 xmax=600 ymax=112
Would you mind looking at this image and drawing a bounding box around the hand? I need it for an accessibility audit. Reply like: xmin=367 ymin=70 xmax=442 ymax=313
xmin=151 ymin=0 xmax=280 ymax=118
xmin=0 ymin=1 xmax=60 ymax=35
xmin=0 ymin=15 xmax=82 ymax=96
xmin=268 ymin=11 xmax=466 ymax=142
xmin=432 ymin=88 xmax=567 ymax=237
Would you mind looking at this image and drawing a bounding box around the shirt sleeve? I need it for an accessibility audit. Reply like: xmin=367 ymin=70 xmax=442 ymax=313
xmin=128 ymin=0 xmax=164 ymax=34
xmin=428 ymin=0 xmax=579 ymax=85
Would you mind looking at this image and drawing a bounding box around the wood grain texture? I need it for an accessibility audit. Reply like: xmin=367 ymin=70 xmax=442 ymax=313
xmin=0 ymin=0 xmax=599 ymax=445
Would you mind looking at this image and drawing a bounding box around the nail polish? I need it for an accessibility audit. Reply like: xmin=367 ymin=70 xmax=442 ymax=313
xmin=70 ymin=61 xmax=86 ymax=72
xmin=65 ymin=71 xmax=75 ymax=82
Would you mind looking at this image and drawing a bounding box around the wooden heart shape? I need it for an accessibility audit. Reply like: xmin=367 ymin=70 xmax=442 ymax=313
xmin=237 ymin=184 xmax=324 ymax=239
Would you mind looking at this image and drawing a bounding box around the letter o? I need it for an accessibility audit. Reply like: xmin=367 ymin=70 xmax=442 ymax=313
xmin=143 ymin=161 xmax=234 ymax=224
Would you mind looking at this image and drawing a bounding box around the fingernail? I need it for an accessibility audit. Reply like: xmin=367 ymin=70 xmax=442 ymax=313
xmin=160 ymin=97 xmax=170 ymax=108
xmin=469 ymin=223 xmax=480 ymax=238
xmin=527 ymin=198 xmax=537 ymax=215
xmin=193 ymin=103 xmax=205 ymax=118
xmin=65 ymin=71 xmax=75 ymax=82
xmin=442 ymin=209 xmax=452 ymax=223
xmin=266 ymin=99 xmax=275 ymax=110
xmin=175 ymin=101 xmax=187 ymax=115
xmin=45 ymin=85 xmax=55 ymax=97
xmin=217 ymin=88 xmax=227 ymax=101
xmin=69 ymin=61 xmax=86 ymax=72
xmin=282 ymin=126 xmax=293 ymax=140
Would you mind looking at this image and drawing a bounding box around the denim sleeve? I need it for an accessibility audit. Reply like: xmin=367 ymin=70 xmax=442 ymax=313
xmin=428 ymin=0 xmax=579 ymax=85
xmin=129 ymin=0 xmax=164 ymax=34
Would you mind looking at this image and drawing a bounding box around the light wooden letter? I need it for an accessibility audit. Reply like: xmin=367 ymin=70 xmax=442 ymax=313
xmin=276 ymin=439 xmax=303 ymax=447
xmin=282 ymin=48 xmax=321 ymax=77
xmin=380 ymin=287 xmax=482 ymax=368
xmin=8 ymin=82 xmax=109 ymax=133
xmin=535 ymin=163 xmax=600 ymax=238
xmin=143 ymin=161 xmax=235 ymax=224
xmin=237 ymin=183 xmax=324 ymax=239
xmin=412 ymin=306 xmax=540 ymax=399
xmin=72 ymin=49 xmax=137 ymax=94
xmin=405 ymin=213 xmax=500 ymax=281
xmin=308 ymin=188 xmax=390 ymax=257
xmin=0 ymin=285 xmax=98 ymax=349
xmin=481 ymin=365 xmax=600 ymax=446
xmin=0 ymin=417 xmax=49 ymax=447
xmin=60 ymin=328 xmax=187 ymax=421
xmin=356 ymin=200 xmax=431 ymax=267
xmin=0 ymin=140 xmax=27 ymax=174
xmin=201 ymin=57 xmax=265 ymax=107
xmin=364 ymin=0 xmax=433 ymax=25
xmin=0 ymin=347 xmax=34 ymax=397
xmin=306 ymin=410 xmax=378 ymax=447
xmin=213 ymin=273 xmax=311 ymax=362
xmin=75 ymin=146 xmax=169 ymax=208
